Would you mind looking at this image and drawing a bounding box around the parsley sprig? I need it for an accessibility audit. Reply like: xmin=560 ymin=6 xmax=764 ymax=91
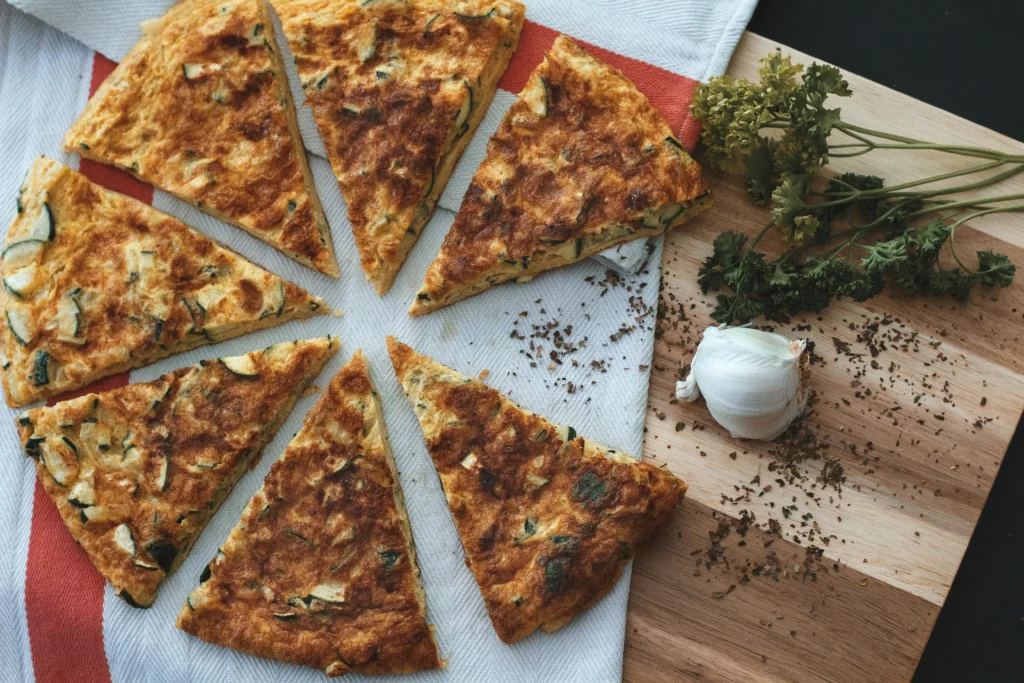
xmin=690 ymin=53 xmax=1019 ymax=323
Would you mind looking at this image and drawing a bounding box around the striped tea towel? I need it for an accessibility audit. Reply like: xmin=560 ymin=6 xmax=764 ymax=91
xmin=0 ymin=1 xmax=756 ymax=681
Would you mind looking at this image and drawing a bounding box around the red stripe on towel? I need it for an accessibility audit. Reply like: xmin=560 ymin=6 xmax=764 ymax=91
xmin=25 ymin=375 xmax=131 ymax=683
xmin=25 ymin=51 xmax=144 ymax=683
xmin=25 ymin=479 xmax=114 ymax=683
xmin=77 ymin=54 xmax=153 ymax=204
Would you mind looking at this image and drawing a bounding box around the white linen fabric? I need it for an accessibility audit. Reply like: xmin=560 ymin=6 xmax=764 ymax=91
xmin=0 ymin=0 xmax=756 ymax=681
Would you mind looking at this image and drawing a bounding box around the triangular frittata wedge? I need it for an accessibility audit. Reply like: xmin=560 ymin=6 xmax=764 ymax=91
xmin=410 ymin=36 xmax=712 ymax=315
xmin=0 ymin=157 xmax=328 ymax=407
xmin=272 ymin=0 xmax=525 ymax=294
xmin=16 ymin=337 xmax=339 ymax=608
xmin=62 ymin=0 xmax=339 ymax=277
xmin=178 ymin=350 xmax=442 ymax=676
xmin=386 ymin=338 xmax=685 ymax=643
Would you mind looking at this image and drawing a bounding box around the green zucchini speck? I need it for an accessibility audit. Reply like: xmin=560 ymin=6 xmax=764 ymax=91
xmin=31 ymin=351 xmax=50 ymax=387
xmin=544 ymin=556 xmax=569 ymax=594
xmin=119 ymin=589 xmax=148 ymax=609
xmin=379 ymin=550 xmax=401 ymax=569
xmin=572 ymin=472 xmax=608 ymax=506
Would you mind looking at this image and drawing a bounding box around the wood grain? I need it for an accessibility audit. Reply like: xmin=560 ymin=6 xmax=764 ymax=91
xmin=624 ymin=31 xmax=1024 ymax=682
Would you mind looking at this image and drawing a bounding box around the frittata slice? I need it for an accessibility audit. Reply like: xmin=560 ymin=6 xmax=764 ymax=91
xmin=271 ymin=0 xmax=525 ymax=294
xmin=386 ymin=338 xmax=685 ymax=644
xmin=178 ymin=350 xmax=442 ymax=676
xmin=410 ymin=36 xmax=712 ymax=315
xmin=1 ymin=157 xmax=328 ymax=407
xmin=62 ymin=0 xmax=339 ymax=277
xmin=16 ymin=337 xmax=339 ymax=608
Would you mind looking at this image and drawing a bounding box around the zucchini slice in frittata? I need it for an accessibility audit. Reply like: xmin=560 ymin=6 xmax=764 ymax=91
xmin=271 ymin=0 xmax=525 ymax=294
xmin=5 ymin=310 xmax=32 ymax=346
xmin=3 ymin=239 xmax=45 ymax=270
xmin=178 ymin=351 xmax=442 ymax=676
xmin=219 ymin=354 xmax=260 ymax=377
xmin=387 ymin=338 xmax=686 ymax=644
xmin=15 ymin=336 xmax=339 ymax=608
xmin=26 ymin=202 xmax=55 ymax=242
xmin=0 ymin=157 xmax=329 ymax=408
xmin=409 ymin=36 xmax=712 ymax=315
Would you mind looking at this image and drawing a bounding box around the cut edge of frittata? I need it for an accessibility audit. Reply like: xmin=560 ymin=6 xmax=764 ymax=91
xmin=386 ymin=336 xmax=686 ymax=643
xmin=61 ymin=0 xmax=339 ymax=277
xmin=359 ymin=351 xmax=438 ymax=655
xmin=176 ymin=349 xmax=444 ymax=675
xmin=256 ymin=0 xmax=339 ymax=278
xmin=0 ymin=156 xmax=329 ymax=408
xmin=408 ymin=35 xmax=712 ymax=316
xmin=16 ymin=336 xmax=339 ymax=608
xmin=272 ymin=0 xmax=525 ymax=295
xmin=359 ymin=2 xmax=526 ymax=296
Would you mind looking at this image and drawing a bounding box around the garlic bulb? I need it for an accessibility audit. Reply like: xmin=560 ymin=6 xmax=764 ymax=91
xmin=676 ymin=325 xmax=809 ymax=441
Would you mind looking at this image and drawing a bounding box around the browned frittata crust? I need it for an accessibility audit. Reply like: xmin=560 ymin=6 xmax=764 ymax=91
xmin=272 ymin=0 xmax=525 ymax=293
xmin=411 ymin=35 xmax=711 ymax=314
xmin=62 ymin=0 xmax=338 ymax=276
xmin=0 ymin=157 xmax=327 ymax=408
xmin=16 ymin=337 xmax=339 ymax=608
xmin=387 ymin=338 xmax=685 ymax=643
xmin=178 ymin=350 xmax=442 ymax=676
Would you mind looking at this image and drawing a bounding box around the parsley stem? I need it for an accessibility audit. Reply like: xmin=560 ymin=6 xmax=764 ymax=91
xmin=947 ymin=205 xmax=1024 ymax=273
xmin=834 ymin=123 xmax=1023 ymax=162
xmin=832 ymin=139 xmax=1018 ymax=162
xmin=829 ymin=147 xmax=875 ymax=159
xmin=834 ymin=126 xmax=874 ymax=146
xmin=846 ymin=198 xmax=919 ymax=230
xmin=911 ymin=192 xmax=1024 ymax=217
xmin=747 ymin=221 xmax=776 ymax=252
xmin=921 ymin=198 xmax=1017 ymax=213
xmin=814 ymin=160 xmax=1014 ymax=198
xmin=792 ymin=118 xmax=1024 ymax=162
xmin=788 ymin=225 xmax=870 ymax=262
xmin=835 ymin=122 xmax=923 ymax=145
xmin=810 ymin=162 xmax=1024 ymax=209
xmin=828 ymin=127 xmax=877 ymax=157
xmin=883 ymin=162 xmax=1024 ymax=196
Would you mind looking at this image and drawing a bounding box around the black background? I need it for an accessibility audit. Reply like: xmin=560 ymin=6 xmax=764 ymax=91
xmin=747 ymin=2 xmax=1023 ymax=680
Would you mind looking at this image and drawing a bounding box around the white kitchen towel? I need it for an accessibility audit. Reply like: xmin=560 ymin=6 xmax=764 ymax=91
xmin=0 ymin=1 xmax=756 ymax=682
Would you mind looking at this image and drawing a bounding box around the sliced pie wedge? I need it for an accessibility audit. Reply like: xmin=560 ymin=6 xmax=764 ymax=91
xmin=386 ymin=338 xmax=685 ymax=643
xmin=16 ymin=337 xmax=339 ymax=608
xmin=62 ymin=0 xmax=339 ymax=277
xmin=178 ymin=350 xmax=442 ymax=676
xmin=410 ymin=35 xmax=712 ymax=315
xmin=272 ymin=0 xmax=525 ymax=294
xmin=0 ymin=157 xmax=328 ymax=407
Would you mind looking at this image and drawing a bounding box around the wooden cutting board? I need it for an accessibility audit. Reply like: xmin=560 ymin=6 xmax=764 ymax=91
xmin=624 ymin=31 xmax=1024 ymax=682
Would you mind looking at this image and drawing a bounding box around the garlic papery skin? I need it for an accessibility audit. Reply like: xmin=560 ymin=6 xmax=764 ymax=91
xmin=675 ymin=325 xmax=809 ymax=441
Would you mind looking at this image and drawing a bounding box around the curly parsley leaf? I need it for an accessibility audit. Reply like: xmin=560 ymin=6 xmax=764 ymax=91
xmin=690 ymin=53 xmax=1018 ymax=323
